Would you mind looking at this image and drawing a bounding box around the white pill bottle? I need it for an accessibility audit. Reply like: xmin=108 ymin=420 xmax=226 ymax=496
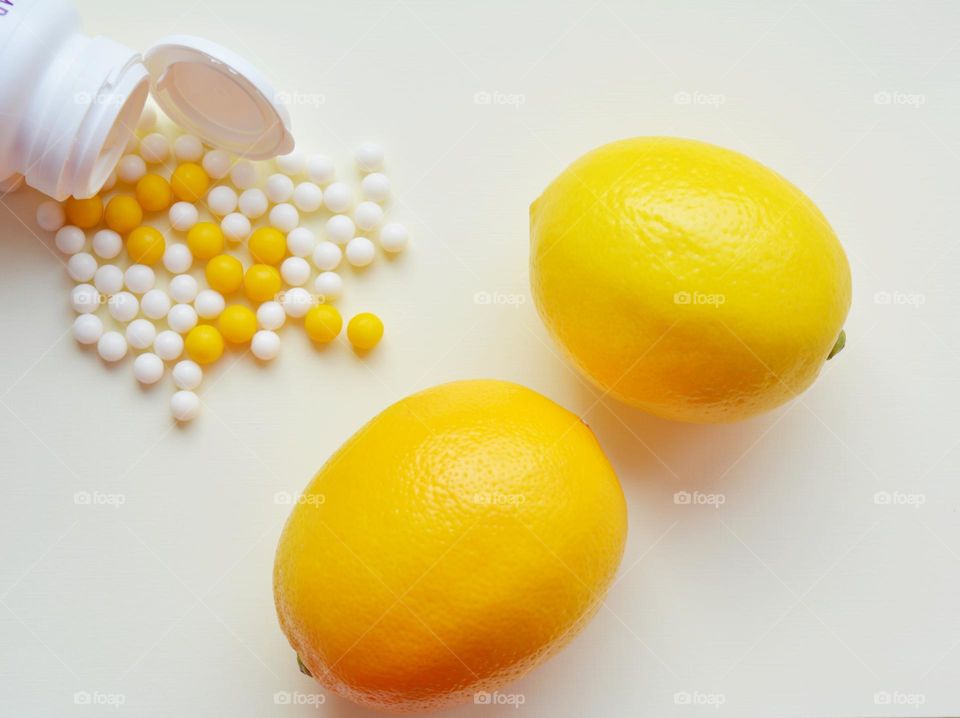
xmin=0 ymin=0 xmax=294 ymax=200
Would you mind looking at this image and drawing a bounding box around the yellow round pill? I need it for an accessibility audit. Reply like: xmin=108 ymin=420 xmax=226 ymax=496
xmin=218 ymin=305 xmax=258 ymax=344
xmin=135 ymin=173 xmax=173 ymax=212
xmin=248 ymin=227 xmax=287 ymax=265
xmin=170 ymin=162 xmax=210 ymax=203
xmin=126 ymin=226 xmax=166 ymax=265
xmin=103 ymin=195 xmax=143 ymax=234
xmin=346 ymin=312 xmax=384 ymax=350
xmin=64 ymin=195 xmax=103 ymax=229
xmin=184 ymin=325 xmax=224 ymax=365
xmin=186 ymin=221 xmax=224 ymax=260
xmin=205 ymin=254 xmax=244 ymax=294
xmin=304 ymin=304 xmax=343 ymax=344
xmin=243 ymin=264 xmax=282 ymax=304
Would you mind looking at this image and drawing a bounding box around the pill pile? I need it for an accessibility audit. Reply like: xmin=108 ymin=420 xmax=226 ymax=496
xmin=35 ymin=103 xmax=407 ymax=422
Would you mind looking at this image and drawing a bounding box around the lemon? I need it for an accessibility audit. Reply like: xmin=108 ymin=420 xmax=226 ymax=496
xmin=530 ymin=137 xmax=851 ymax=423
xmin=274 ymin=379 xmax=627 ymax=713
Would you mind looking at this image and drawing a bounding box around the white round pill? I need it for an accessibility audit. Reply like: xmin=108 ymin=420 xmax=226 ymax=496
xmin=93 ymin=264 xmax=124 ymax=295
xmin=207 ymin=185 xmax=238 ymax=216
xmin=71 ymin=284 xmax=101 ymax=314
xmin=124 ymin=264 xmax=155 ymax=294
xmin=345 ymin=236 xmax=375 ymax=267
xmin=172 ymin=360 xmax=203 ymax=390
xmin=325 ymin=214 xmax=354 ymax=245
xmin=230 ymin=160 xmax=259 ymax=190
xmin=117 ymin=154 xmax=147 ymax=184
xmin=281 ymin=287 xmax=313 ymax=318
xmin=55 ymin=225 xmax=85 ymax=255
xmin=379 ymin=222 xmax=409 ymax=253
xmin=67 ymin=252 xmax=97 ymax=282
xmin=99 ymin=171 xmax=117 ymax=193
xmin=355 ymin=142 xmax=384 ymax=173
xmin=168 ymin=202 xmax=199 ymax=232
xmin=153 ymin=330 xmax=184 ymax=361
xmin=238 ymin=188 xmax=268 ymax=219
xmin=269 ymin=203 xmax=299 ymax=233
xmin=256 ymin=301 xmax=286 ymax=330
xmin=194 ymin=289 xmax=225 ymax=319
xmin=323 ymin=182 xmax=353 ymax=213
xmin=173 ymin=134 xmax=204 ymax=162
xmin=314 ymin=271 xmax=343 ymax=300
xmin=133 ymin=352 xmax=165 ymax=385
xmin=162 ymin=243 xmax=193 ymax=274
xmin=360 ymin=172 xmax=390 ymax=203
xmin=276 ymin=152 xmax=306 ymax=176
xmin=97 ymin=331 xmax=128 ymax=362
xmin=126 ymin=319 xmax=157 ymax=349
xmin=171 ymin=390 xmax=201 ymax=421
xmin=286 ymin=227 xmax=315 ymax=257
xmin=354 ymin=201 xmax=384 ymax=231
xmin=139 ymin=133 xmax=170 ymax=163
xmin=72 ymin=313 xmax=103 ymax=345
xmin=280 ymin=256 xmax=311 ymax=286
xmin=36 ymin=200 xmax=65 ymax=232
xmin=167 ymin=303 xmax=198 ymax=333
xmin=140 ymin=289 xmax=171 ymax=320
xmin=265 ymin=173 xmax=295 ymax=203
xmin=169 ymin=274 xmax=199 ymax=303
xmin=221 ymin=212 xmax=251 ymax=242
xmin=312 ymin=241 xmax=342 ymax=271
xmin=92 ymin=229 xmax=122 ymax=259
xmin=292 ymin=182 xmax=323 ymax=212
xmin=202 ymin=149 xmax=232 ymax=179
xmin=137 ymin=103 xmax=157 ymax=132
xmin=108 ymin=291 xmax=139 ymax=323
xmin=251 ymin=330 xmax=280 ymax=361
xmin=306 ymin=154 xmax=335 ymax=184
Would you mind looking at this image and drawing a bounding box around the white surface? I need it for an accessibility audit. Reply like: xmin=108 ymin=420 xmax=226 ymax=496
xmin=1 ymin=1 xmax=958 ymax=716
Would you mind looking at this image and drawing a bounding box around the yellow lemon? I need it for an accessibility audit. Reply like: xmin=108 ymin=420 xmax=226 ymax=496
xmin=530 ymin=137 xmax=852 ymax=423
xmin=274 ymin=379 xmax=627 ymax=714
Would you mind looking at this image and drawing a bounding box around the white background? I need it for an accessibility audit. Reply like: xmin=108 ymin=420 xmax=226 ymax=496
xmin=1 ymin=1 xmax=958 ymax=716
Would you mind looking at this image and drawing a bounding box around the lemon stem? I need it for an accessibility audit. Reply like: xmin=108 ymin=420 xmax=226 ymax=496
xmin=827 ymin=330 xmax=846 ymax=360
xmin=297 ymin=654 xmax=312 ymax=677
